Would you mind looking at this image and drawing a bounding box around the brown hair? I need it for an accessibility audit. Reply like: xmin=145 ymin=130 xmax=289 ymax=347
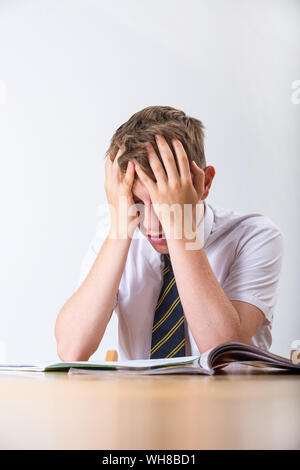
xmin=105 ymin=105 xmax=206 ymax=180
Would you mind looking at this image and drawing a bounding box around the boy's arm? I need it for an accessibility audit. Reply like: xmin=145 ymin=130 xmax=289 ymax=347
xmin=55 ymin=236 xmax=132 ymax=361
xmin=134 ymin=135 xmax=280 ymax=352
xmin=55 ymin=149 xmax=138 ymax=361
xmin=166 ymin=222 xmax=282 ymax=353
xmin=166 ymin=239 xmax=265 ymax=352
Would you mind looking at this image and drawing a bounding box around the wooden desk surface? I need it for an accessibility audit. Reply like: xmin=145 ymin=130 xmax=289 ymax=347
xmin=0 ymin=368 xmax=299 ymax=450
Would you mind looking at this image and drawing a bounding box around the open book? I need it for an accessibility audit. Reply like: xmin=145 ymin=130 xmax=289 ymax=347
xmin=0 ymin=342 xmax=299 ymax=375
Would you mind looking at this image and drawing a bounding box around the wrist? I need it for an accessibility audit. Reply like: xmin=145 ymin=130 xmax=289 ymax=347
xmin=166 ymin=220 xmax=204 ymax=252
xmin=106 ymin=229 xmax=133 ymax=246
xmin=161 ymin=213 xmax=196 ymax=240
xmin=161 ymin=202 xmax=204 ymax=250
xmin=108 ymin=222 xmax=137 ymax=241
xmin=108 ymin=206 xmax=139 ymax=240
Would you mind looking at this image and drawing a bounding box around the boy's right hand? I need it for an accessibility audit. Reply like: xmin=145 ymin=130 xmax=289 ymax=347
xmin=105 ymin=146 xmax=139 ymax=239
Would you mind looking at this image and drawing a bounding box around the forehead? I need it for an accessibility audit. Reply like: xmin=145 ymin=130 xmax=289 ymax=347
xmin=132 ymin=178 xmax=151 ymax=201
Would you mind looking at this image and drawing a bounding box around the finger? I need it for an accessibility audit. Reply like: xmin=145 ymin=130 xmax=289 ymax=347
xmin=155 ymin=135 xmax=179 ymax=184
xmin=113 ymin=144 xmax=126 ymax=167
xmin=123 ymin=160 xmax=135 ymax=188
xmin=190 ymin=161 xmax=205 ymax=197
xmin=105 ymin=156 xmax=113 ymax=182
xmin=146 ymin=142 xmax=167 ymax=188
xmin=171 ymin=138 xmax=192 ymax=183
xmin=111 ymin=144 xmax=126 ymax=183
xmin=133 ymin=159 xmax=156 ymax=193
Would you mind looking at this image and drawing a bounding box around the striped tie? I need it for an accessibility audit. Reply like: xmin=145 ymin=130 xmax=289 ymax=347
xmin=150 ymin=254 xmax=186 ymax=359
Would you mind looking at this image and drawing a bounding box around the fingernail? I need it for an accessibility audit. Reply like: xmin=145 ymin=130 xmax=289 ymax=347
xmin=155 ymin=134 xmax=161 ymax=141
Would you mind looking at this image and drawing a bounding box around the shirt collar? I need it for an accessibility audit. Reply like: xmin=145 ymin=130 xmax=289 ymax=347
xmin=202 ymin=200 xmax=214 ymax=247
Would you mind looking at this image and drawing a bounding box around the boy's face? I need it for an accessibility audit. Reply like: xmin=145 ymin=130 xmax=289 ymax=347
xmin=132 ymin=178 xmax=169 ymax=254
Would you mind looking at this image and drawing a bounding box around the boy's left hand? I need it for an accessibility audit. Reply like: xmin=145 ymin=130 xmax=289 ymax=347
xmin=133 ymin=135 xmax=205 ymax=236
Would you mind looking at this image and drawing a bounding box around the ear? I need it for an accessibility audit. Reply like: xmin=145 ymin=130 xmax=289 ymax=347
xmin=201 ymin=166 xmax=215 ymax=200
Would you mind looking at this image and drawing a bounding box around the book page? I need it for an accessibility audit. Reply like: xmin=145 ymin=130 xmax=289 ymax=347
xmin=205 ymin=342 xmax=300 ymax=371
xmin=68 ymin=360 xmax=212 ymax=376
xmin=0 ymin=355 xmax=201 ymax=372
xmin=46 ymin=355 xmax=200 ymax=371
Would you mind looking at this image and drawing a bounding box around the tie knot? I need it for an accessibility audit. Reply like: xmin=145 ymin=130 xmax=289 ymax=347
xmin=164 ymin=253 xmax=172 ymax=270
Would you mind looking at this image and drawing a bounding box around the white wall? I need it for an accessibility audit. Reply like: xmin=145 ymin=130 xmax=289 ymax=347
xmin=0 ymin=0 xmax=299 ymax=361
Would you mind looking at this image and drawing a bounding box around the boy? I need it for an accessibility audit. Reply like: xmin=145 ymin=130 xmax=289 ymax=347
xmin=55 ymin=106 xmax=283 ymax=361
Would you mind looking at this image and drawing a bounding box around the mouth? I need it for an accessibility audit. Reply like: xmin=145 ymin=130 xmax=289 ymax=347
xmin=147 ymin=233 xmax=166 ymax=244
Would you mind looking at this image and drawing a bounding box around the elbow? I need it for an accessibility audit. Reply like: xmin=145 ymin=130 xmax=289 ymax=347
xmin=221 ymin=324 xmax=243 ymax=346
xmin=55 ymin=319 xmax=91 ymax=362
xmin=197 ymin=325 xmax=242 ymax=354
xmin=56 ymin=340 xmax=91 ymax=362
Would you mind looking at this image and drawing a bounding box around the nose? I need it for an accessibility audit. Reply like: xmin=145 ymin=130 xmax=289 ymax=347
xmin=142 ymin=203 xmax=161 ymax=235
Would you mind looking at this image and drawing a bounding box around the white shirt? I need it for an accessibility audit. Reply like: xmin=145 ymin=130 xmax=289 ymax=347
xmin=78 ymin=201 xmax=283 ymax=360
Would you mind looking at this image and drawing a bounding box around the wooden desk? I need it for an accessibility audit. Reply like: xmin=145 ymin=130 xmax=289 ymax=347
xmin=0 ymin=368 xmax=299 ymax=450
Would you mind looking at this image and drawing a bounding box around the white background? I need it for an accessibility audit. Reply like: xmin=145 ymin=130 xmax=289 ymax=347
xmin=0 ymin=0 xmax=299 ymax=361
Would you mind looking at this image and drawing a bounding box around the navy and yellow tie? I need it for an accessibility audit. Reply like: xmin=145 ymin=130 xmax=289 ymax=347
xmin=150 ymin=254 xmax=186 ymax=359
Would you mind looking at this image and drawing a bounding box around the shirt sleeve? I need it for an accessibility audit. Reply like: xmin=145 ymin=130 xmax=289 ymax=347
xmin=77 ymin=208 xmax=118 ymax=311
xmin=222 ymin=220 xmax=283 ymax=325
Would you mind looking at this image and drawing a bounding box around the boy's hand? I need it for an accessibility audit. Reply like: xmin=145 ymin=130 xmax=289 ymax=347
xmin=133 ymin=135 xmax=205 ymax=238
xmin=105 ymin=146 xmax=139 ymax=239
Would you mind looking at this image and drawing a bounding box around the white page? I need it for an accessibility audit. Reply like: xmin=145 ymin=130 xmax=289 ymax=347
xmin=0 ymin=355 xmax=201 ymax=372
xmin=45 ymin=355 xmax=200 ymax=370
